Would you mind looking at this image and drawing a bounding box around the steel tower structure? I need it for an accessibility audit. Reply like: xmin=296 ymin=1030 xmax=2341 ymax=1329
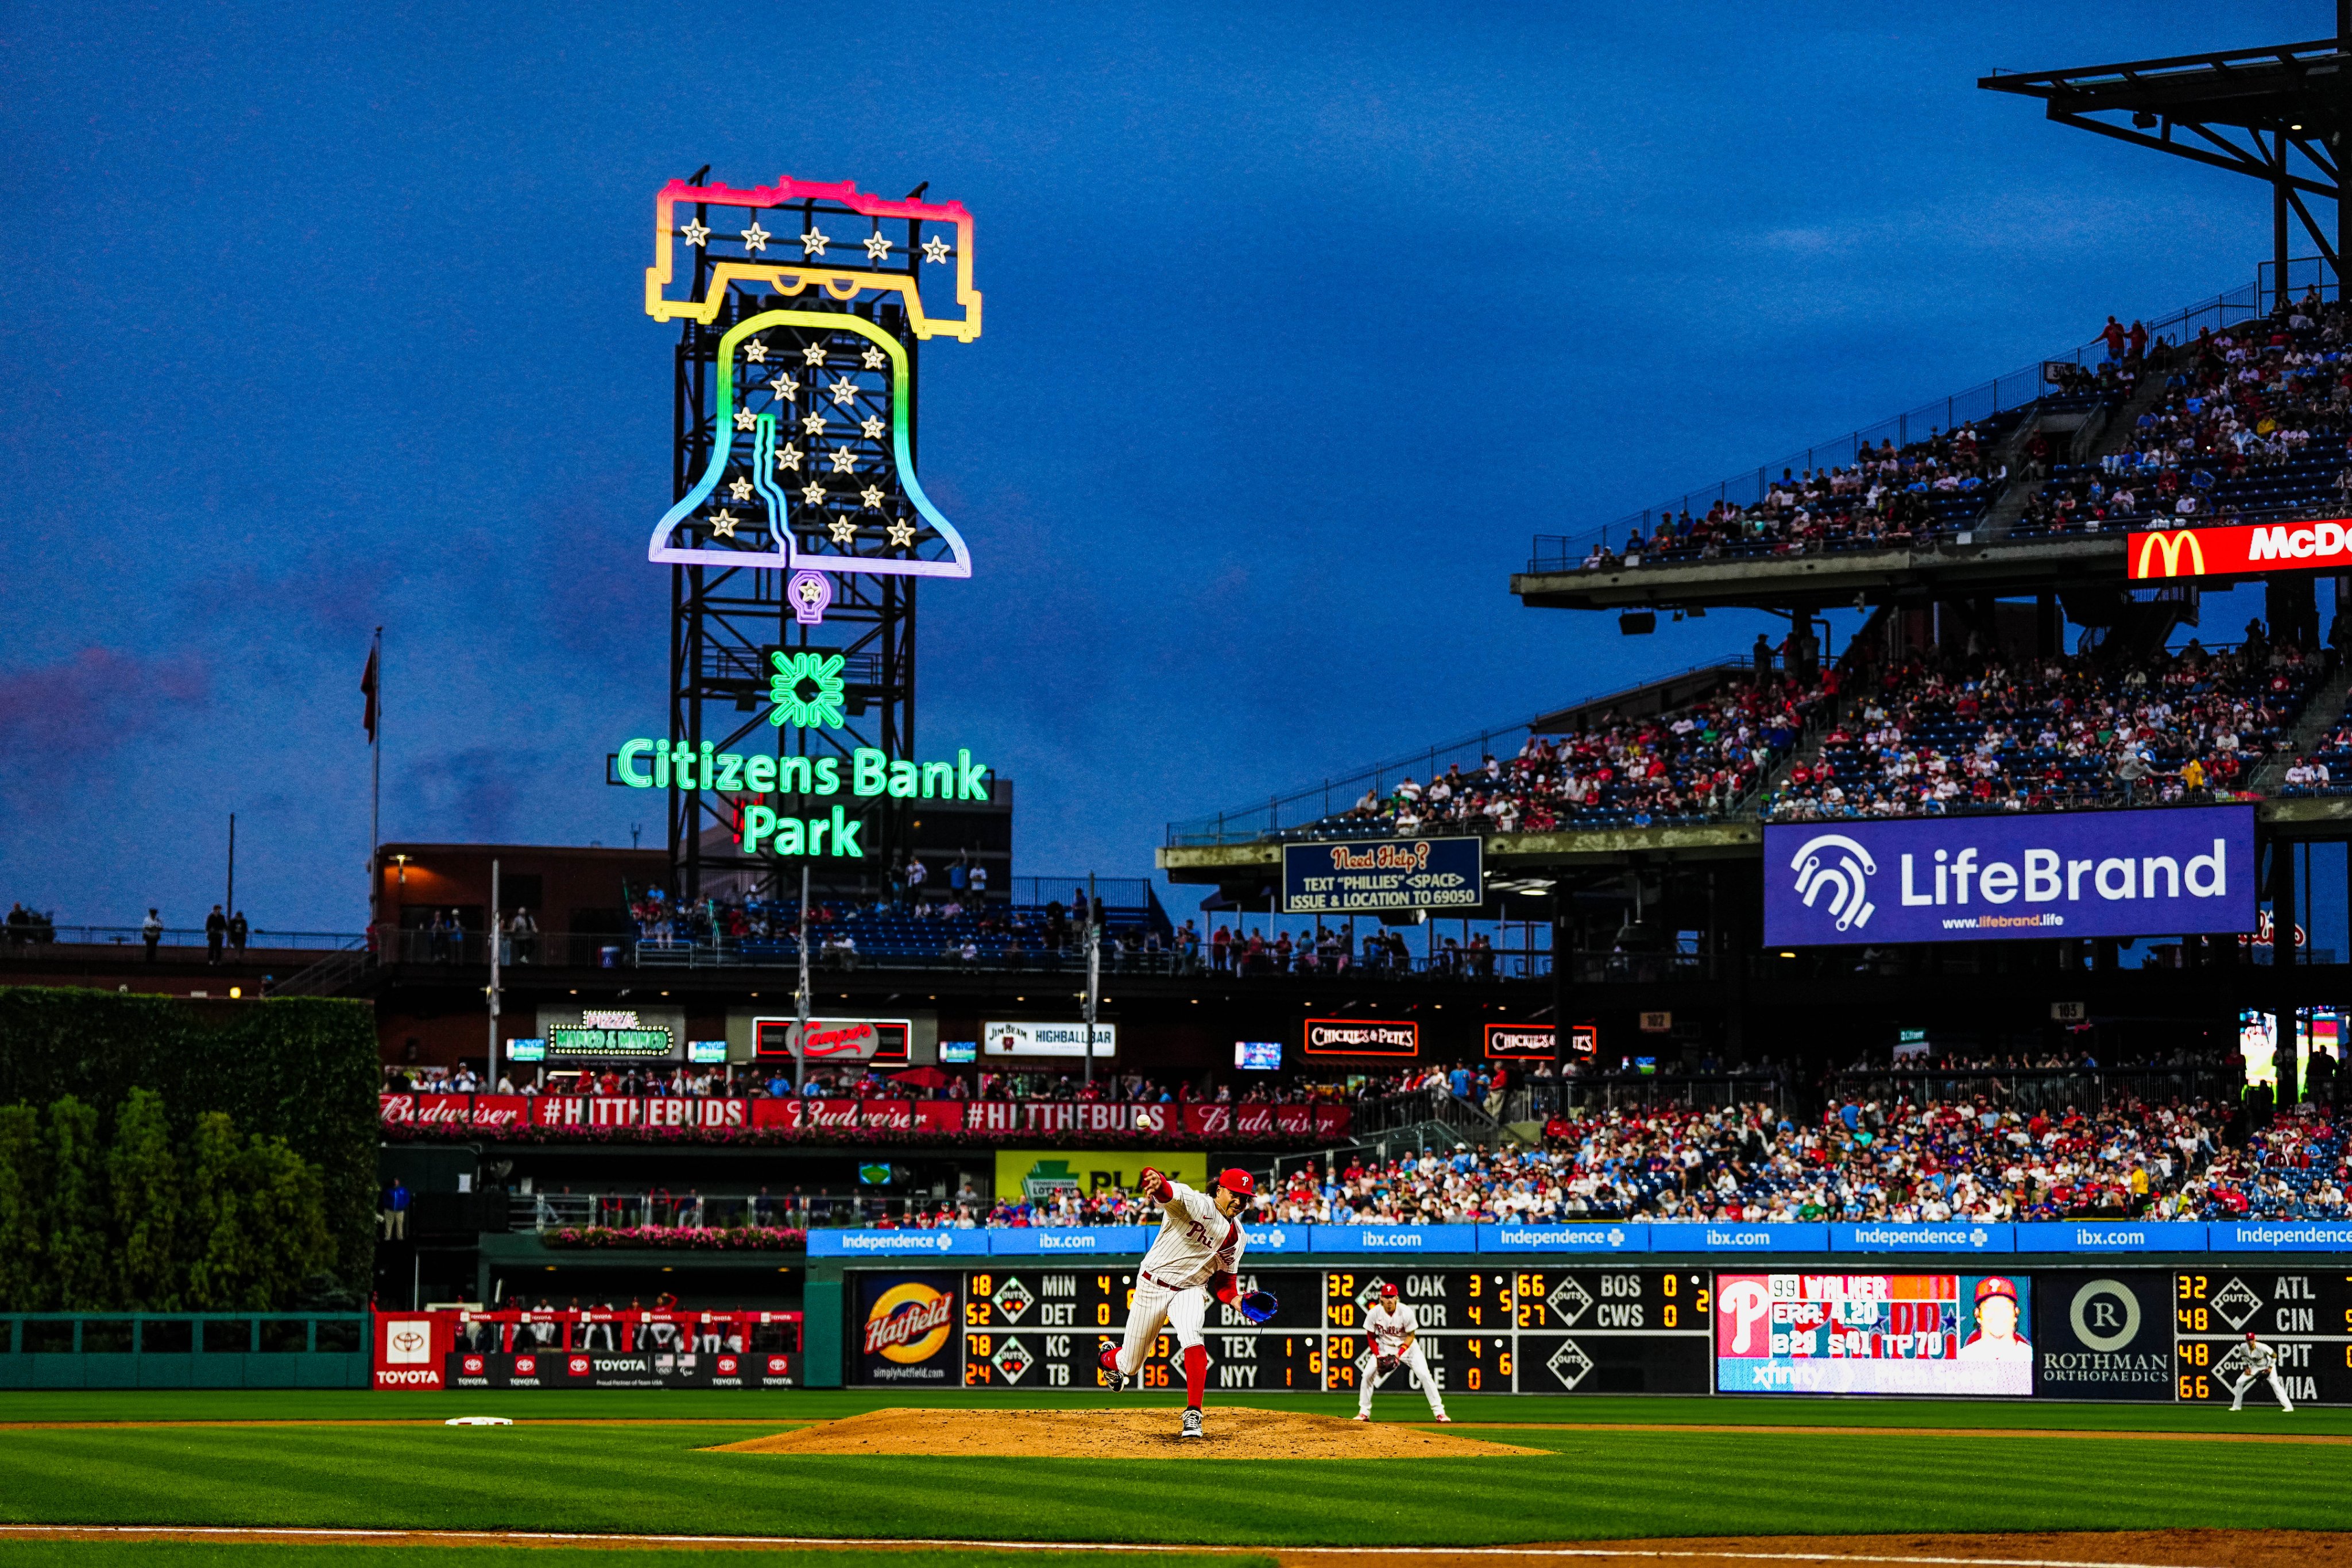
xmin=644 ymin=176 xmax=982 ymax=905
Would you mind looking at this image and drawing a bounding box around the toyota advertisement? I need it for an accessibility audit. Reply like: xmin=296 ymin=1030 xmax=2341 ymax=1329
xmin=1763 ymin=807 xmax=2254 ymax=946
xmin=1715 ymin=1273 xmax=2034 ymax=1395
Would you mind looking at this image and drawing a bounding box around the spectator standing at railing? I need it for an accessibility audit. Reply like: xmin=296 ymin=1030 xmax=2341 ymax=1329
xmin=141 ymin=908 xmax=162 ymax=962
xmin=204 ymin=904 xmax=227 ymax=965
xmin=228 ymin=910 xmax=248 ymax=955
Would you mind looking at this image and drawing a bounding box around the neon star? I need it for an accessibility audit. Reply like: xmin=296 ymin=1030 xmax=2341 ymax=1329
xmin=800 ymin=411 xmax=827 ymax=436
xmin=800 ymin=226 xmax=829 ymax=257
xmin=741 ymin=222 xmax=772 ymax=252
xmin=743 ymin=340 xmax=768 ymax=363
xmin=767 ymin=372 xmax=798 ymax=399
xmin=922 ymin=235 xmax=950 ymax=263
xmin=863 ymin=233 xmax=892 ymax=261
xmin=827 ymin=517 xmax=858 ymax=544
xmin=860 ymin=344 xmax=886 ymax=369
xmin=733 ymin=406 xmax=758 ymax=431
xmin=776 ymin=444 xmax=803 ymax=471
xmin=829 ymin=376 xmax=860 ymax=406
xmin=801 ymin=343 xmax=828 ymax=366
xmin=726 ymin=477 xmax=754 ymax=502
xmin=886 ymin=518 xmax=918 ymax=548
xmin=860 ymin=485 xmax=885 ymax=509
xmin=800 ymin=481 xmax=827 ymax=505
xmin=709 ymin=509 xmax=740 ymax=537
xmin=860 ymin=415 xmax=886 ymax=439
xmin=829 ymin=446 xmax=859 ymax=473
xmin=680 ymin=219 xmax=710 ymax=246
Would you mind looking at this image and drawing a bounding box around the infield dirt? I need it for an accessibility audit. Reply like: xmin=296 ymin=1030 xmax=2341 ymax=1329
xmin=710 ymin=1406 xmax=1546 ymax=1458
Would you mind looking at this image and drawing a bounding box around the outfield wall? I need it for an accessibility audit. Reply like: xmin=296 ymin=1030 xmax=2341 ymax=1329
xmin=831 ymin=1254 xmax=2352 ymax=1406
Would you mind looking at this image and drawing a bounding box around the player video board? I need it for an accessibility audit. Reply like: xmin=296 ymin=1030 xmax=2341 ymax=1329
xmin=862 ymin=1264 xmax=1711 ymax=1394
xmin=2173 ymin=1269 xmax=2352 ymax=1407
xmin=1714 ymin=1273 xmax=2033 ymax=1396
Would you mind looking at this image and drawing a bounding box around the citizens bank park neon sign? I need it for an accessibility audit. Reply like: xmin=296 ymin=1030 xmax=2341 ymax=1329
xmin=613 ymin=652 xmax=991 ymax=861
xmin=2127 ymin=518 xmax=2352 ymax=580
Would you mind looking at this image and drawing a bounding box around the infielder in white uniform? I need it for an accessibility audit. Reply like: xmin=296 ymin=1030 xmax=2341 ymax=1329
xmin=1354 ymin=1280 xmax=1451 ymax=1422
xmin=2229 ymin=1330 xmax=2295 ymax=1412
xmin=1098 ymin=1166 xmax=1275 ymax=1438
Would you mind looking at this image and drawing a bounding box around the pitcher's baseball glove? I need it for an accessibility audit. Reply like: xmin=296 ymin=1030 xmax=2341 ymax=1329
xmin=1236 ymin=1289 xmax=1278 ymax=1324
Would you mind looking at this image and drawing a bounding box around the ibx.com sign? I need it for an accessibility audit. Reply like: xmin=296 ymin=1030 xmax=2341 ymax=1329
xmin=1763 ymin=806 xmax=2254 ymax=946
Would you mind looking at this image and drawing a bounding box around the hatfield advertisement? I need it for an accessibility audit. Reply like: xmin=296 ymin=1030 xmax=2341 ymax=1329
xmin=1764 ymin=807 xmax=2254 ymax=946
xmin=1715 ymin=1273 xmax=2034 ymax=1395
xmin=855 ymin=1273 xmax=961 ymax=1385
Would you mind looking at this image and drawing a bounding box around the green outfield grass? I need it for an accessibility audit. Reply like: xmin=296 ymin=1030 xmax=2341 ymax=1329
xmin=0 ymin=1549 xmax=1272 ymax=1568
xmin=0 ymin=1390 xmax=2344 ymax=1544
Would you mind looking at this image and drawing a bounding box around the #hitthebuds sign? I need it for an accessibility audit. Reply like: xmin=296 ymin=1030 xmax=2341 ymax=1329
xmin=1763 ymin=806 xmax=2255 ymax=947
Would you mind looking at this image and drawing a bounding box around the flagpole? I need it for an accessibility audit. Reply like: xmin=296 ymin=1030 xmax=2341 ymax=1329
xmin=370 ymin=626 xmax=382 ymax=932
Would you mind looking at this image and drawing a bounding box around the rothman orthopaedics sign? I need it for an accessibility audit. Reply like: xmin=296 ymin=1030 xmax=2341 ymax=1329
xmin=1762 ymin=806 xmax=2256 ymax=946
xmin=2126 ymin=519 xmax=2352 ymax=580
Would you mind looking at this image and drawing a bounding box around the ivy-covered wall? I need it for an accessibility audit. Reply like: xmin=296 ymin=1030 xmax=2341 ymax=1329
xmin=0 ymin=987 xmax=377 ymax=1294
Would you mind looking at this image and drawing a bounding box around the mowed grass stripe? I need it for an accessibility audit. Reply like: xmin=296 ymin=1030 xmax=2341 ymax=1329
xmin=0 ymin=1546 xmax=1273 ymax=1568
xmin=0 ymin=1426 xmax=2346 ymax=1543
xmin=6 ymin=1390 xmax=2351 ymax=1438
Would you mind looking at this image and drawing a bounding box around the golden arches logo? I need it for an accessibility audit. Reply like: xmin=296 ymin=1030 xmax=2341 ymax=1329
xmin=2134 ymin=530 xmax=2206 ymax=579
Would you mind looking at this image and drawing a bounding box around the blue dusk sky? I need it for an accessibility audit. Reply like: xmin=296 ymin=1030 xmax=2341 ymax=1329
xmin=0 ymin=1 xmax=2329 ymax=931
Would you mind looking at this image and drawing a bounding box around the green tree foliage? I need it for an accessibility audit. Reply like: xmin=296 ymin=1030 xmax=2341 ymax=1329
xmin=0 ymin=1105 xmax=46 ymax=1309
xmin=109 ymin=1087 xmax=181 ymax=1310
xmin=0 ymin=987 xmax=374 ymax=1291
xmin=0 ymin=1091 xmax=334 ymax=1311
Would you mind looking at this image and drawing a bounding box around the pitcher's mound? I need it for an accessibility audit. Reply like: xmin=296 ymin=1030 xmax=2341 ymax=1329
xmin=711 ymin=1406 xmax=1546 ymax=1459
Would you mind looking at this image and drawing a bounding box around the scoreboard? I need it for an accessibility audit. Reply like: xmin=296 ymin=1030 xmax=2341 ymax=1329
xmin=2173 ymin=1268 xmax=2352 ymax=1407
xmin=935 ymin=1264 xmax=1711 ymax=1394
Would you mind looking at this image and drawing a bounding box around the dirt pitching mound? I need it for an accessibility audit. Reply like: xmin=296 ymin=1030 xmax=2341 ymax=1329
xmin=710 ymin=1405 xmax=1545 ymax=1459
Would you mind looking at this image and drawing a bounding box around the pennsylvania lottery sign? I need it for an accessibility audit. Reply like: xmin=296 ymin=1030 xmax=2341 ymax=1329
xmin=1763 ymin=806 xmax=2254 ymax=947
xmin=1282 ymin=837 xmax=1481 ymax=915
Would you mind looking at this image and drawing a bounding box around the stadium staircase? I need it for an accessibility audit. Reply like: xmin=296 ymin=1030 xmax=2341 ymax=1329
xmin=264 ymin=942 xmax=372 ymax=997
xmin=1974 ymin=352 xmax=2173 ymax=543
xmin=2250 ymin=659 xmax=2352 ymax=795
xmin=1744 ymin=606 xmax=1889 ymax=814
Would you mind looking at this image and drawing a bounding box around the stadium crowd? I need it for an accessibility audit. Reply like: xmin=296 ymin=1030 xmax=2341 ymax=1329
xmin=1766 ymin=640 xmax=2319 ymax=820
xmin=1325 ymin=671 xmax=1829 ymax=835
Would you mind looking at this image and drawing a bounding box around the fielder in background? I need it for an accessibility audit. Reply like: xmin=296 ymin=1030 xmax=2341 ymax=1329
xmin=1098 ymin=1166 xmax=1275 ymax=1439
xmin=2229 ymin=1330 xmax=2295 ymax=1412
xmin=1355 ymin=1280 xmax=1451 ymax=1423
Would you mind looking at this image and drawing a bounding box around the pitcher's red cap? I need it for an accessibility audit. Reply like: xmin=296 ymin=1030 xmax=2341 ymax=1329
xmin=1217 ymin=1168 xmax=1256 ymax=1197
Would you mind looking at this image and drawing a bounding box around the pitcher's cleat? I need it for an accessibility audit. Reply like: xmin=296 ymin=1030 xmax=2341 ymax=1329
xmin=1435 ymin=1415 xmax=1454 ymax=1423
xmin=1352 ymin=1412 xmax=1369 ymax=1422
xmin=1097 ymin=1347 xmax=1132 ymax=1392
xmin=1181 ymin=1408 xmax=1204 ymax=1439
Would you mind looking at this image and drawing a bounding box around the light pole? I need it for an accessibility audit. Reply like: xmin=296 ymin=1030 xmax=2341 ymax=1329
xmin=1083 ymin=873 xmax=1098 ymax=1088
xmin=795 ymin=863 xmax=813 ymax=1095
xmin=485 ymin=858 xmax=501 ymax=1088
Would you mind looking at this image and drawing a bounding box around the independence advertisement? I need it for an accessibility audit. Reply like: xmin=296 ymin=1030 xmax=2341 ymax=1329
xmin=1763 ymin=806 xmax=2254 ymax=947
xmin=1715 ymin=1273 xmax=2033 ymax=1395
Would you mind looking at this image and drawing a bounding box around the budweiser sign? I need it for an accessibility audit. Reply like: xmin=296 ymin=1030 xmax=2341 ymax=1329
xmin=2126 ymin=518 xmax=2352 ymax=581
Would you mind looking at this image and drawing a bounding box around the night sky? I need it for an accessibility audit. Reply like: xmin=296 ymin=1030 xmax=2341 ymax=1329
xmin=0 ymin=2 xmax=2327 ymax=934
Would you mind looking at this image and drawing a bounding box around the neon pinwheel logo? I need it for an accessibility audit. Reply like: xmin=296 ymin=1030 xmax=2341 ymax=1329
xmin=768 ymin=651 xmax=846 ymax=729
xmin=1788 ymin=833 xmax=1877 ymax=932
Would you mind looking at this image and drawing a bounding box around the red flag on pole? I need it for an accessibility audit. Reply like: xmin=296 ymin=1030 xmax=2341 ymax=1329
xmin=361 ymin=644 xmax=380 ymax=740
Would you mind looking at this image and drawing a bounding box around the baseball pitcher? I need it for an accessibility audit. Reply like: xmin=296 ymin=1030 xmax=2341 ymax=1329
xmin=1098 ymin=1166 xmax=1275 ymax=1438
xmin=2229 ymin=1331 xmax=2295 ymax=1412
xmin=1354 ymin=1280 xmax=1450 ymax=1423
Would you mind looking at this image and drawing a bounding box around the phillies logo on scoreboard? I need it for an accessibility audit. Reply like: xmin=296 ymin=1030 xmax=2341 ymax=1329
xmin=2128 ymin=518 xmax=2352 ymax=580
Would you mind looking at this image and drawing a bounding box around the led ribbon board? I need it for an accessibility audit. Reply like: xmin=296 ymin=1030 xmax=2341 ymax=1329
xmin=645 ymin=176 xmax=979 ymax=579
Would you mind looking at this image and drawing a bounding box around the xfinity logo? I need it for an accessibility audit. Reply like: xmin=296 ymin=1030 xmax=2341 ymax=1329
xmin=1788 ymin=834 xmax=1877 ymax=932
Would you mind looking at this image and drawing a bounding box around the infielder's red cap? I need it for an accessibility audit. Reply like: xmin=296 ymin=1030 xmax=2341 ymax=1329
xmin=2246 ymin=1330 xmax=2258 ymax=1341
xmin=1379 ymin=1281 xmax=1399 ymax=1298
xmin=1217 ymin=1168 xmax=1256 ymax=1197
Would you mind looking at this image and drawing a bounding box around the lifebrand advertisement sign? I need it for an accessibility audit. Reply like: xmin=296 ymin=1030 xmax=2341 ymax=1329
xmin=1763 ymin=806 xmax=2255 ymax=946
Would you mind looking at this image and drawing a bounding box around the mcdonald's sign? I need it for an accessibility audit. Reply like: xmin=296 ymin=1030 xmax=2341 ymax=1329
xmin=2127 ymin=519 xmax=2352 ymax=581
